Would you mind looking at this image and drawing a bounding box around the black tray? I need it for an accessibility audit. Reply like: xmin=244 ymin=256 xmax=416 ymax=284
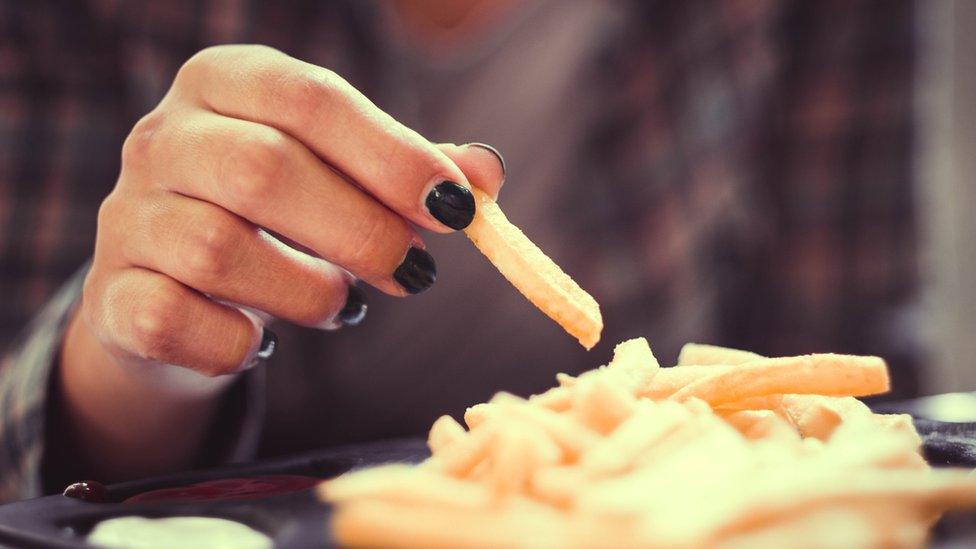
xmin=0 ymin=438 xmax=428 ymax=548
xmin=4 ymin=403 xmax=976 ymax=548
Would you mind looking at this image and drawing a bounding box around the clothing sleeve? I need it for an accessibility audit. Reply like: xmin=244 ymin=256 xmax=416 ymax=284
xmin=0 ymin=264 xmax=267 ymax=502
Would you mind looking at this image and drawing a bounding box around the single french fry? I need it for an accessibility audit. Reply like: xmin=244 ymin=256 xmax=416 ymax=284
xmin=605 ymin=337 xmax=660 ymax=393
xmin=528 ymin=386 xmax=574 ymax=412
xmin=428 ymin=415 xmax=467 ymax=455
xmin=677 ymin=343 xmax=764 ymax=367
xmin=714 ymin=395 xmax=788 ymax=418
xmin=424 ymin=424 xmax=495 ymax=478
xmin=464 ymin=187 xmax=603 ymax=349
xmin=556 ymin=372 xmax=577 ymax=387
xmin=670 ymin=354 xmax=890 ymax=406
xmin=776 ymin=395 xmax=872 ymax=441
xmin=640 ymin=365 xmax=736 ymax=399
xmin=721 ymin=410 xmax=800 ymax=444
xmin=463 ymin=403 xmax=497 ymax=430
xmin=571 ymin=376 xmax=637 ymax=434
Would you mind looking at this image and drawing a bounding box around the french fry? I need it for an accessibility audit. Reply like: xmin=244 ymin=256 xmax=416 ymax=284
xmin=322 ymin=337 xmax=976 ymax=549
xmin=428 ymin=415 xmax=467 ymax=455
xmin=485 ymin=422 xmax=561 ymax=498
xmin=571 ymin=376 xmax=637 ymax=434
xmin=604 ymin=337 xmax=660 ymax=393
xmin=578 ymin=401 xmax=690 ymax=476
xmin=722 ymin=410 xmax=801 ymax=444
xmin=424 ymin=424 xmax=495 ymax=478
xmin=670 ymin=354 xmax=889 ymax=405
xmin=677 ymin=343 xmax=764 ymax=367
xmin=530 ymin=466 xmax=595 ymax=508
xmin=640 ymin=365 xmax=736 ymax=399
xmin=492 ymin=393 xmax=599 ymax=459
xmin=464 ymin=188 xmax=602 ymax=349
xmin=528 ymin=386 xmax=574 ymax=412
xmin=555 ymin=372 xmax=577 ymax=387
xmin=463 ymin=403 xmax=497 ymax=430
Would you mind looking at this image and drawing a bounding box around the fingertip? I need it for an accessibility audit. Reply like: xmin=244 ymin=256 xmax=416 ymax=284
xmin=464 ymin=143 xmax=505 ymax=185
xmin=437 ymin=142 xmax=506 ymax=200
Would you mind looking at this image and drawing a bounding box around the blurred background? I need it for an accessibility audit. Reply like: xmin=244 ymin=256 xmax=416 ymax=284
xmin=916 ymin=0 xmax=976 ymax=395
xmin=0 ymin=0 xmax=974 ymax=461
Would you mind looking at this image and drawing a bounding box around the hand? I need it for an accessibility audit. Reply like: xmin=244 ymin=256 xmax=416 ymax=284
xmin=52 ymin=45 xmax=504 ymax=480
xmin=71 ymin=44 xmax=506 ymax=381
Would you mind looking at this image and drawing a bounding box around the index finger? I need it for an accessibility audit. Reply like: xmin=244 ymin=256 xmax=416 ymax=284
xmin=175 ymin=45 xmax=475 ymax=234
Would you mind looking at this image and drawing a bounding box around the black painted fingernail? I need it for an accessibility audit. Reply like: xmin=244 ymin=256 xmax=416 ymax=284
xmin=466 ymin=142 xmax=506 ymax=178
xmin=257 ymin=328 xmax=277 ymax=359
xmin=425 ymin=181 xmax=475 ymax=230
xmin=63 ymin=480 xmax=108 ymax=502
xmin=394 ymin=246 xmax=437 ymax=294
xmin=338 ymin=285 xmax=368 ymax=326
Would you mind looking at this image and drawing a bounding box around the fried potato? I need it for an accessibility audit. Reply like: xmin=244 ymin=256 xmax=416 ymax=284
xmin=670 ymin=354 xmax=889 ymax=405
xmin=321 ymin=337 xmax=976 ymax=549
xmin=424 ymin=424 xmax=495 ymax=477
xmin=677 ymin=343 xmax=764 ymax=366
xmin=428 ymin=415 xmax=467 ymax=455
xmin=571 ymin=376 xmax=637 ymax=434
xmin=464 ymin=188 xmax=602 ymax=349
xmin=528 ymin=386 xmax=574 ymax=412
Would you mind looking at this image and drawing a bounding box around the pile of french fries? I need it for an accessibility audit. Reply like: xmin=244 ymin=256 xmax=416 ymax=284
xmin=319 ymin=339 xmax=976 ymax=548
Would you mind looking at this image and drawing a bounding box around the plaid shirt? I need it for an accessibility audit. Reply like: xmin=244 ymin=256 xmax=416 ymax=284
xmin=0 ymin=0 xmax=917 ymax=501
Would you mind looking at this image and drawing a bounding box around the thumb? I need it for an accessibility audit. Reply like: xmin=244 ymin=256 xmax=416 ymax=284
xmin=437 ymin=143 xmax=506 ymax=200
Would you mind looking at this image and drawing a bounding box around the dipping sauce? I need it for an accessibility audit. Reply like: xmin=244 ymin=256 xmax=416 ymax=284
xmin=124 ymin=475 xmax=320 ymax=504
xmin=87 ymin=516 xmax=272 ymax=549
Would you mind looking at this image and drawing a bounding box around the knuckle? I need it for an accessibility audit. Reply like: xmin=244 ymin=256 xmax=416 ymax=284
xmin=345 ymin=211 xmax=402 ymax=271
xmin=181 ymin=216 xmax=240 ymax=283
xmin=277 ymin=68 xmax=343 ymax=125
xmin=179 ymin=44 xmax=283 ymax=90
xmin=96 ymin=191 xmax=123 ymax=230
xmin=121 ymin=111 xmax=167 ymax=168
xmin=222 ymin=129 xmax=289 ymax=210
xmin=130 ymin=287 xmax=182 ymax=359
xmin=178 ymin=45 xmax=251 ymax=83
xmin=297 ymin=287 xmax=343 ymax=326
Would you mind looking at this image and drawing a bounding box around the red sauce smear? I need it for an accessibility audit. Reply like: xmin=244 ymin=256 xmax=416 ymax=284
xmin=124 ymin=475 xmax=321 ymax=504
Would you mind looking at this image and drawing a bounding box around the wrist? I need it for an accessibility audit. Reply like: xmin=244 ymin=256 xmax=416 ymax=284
xmin=56 ymin=309 xmax=237 ymax=480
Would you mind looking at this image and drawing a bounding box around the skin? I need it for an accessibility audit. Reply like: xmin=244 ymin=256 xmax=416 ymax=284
xmin=56 ymin=3 xmax=509 ymax=482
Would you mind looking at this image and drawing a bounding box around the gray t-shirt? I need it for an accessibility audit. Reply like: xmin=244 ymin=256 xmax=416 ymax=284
xmin=262 ymin=0 xmax=623 ymax=454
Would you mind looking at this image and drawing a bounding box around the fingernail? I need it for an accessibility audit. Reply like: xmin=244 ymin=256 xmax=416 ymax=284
xmin=394 ymin=246 xmax=437 ymax=294
xmin=425 ymin=181 xmax=475 ymax=230
xmin=257 ymin=328 xmax=277 ymax=359
xmin=338 ymin=285 xmax=368 ymax=326
xmin=465 ymin=142 xmax=506 ymax=179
